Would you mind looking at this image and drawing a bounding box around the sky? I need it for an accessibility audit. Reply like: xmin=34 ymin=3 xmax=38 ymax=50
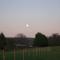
xmin=0 ymin=0 xmax=60 ymax=37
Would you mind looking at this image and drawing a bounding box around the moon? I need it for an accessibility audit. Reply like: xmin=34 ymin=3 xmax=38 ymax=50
xmin=26 ymin=24 xmax=29 ymax=28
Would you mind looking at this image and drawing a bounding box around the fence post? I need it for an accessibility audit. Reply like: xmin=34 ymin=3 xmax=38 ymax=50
xmin=23 ymin=48 xmax=24 ymax=60
xmin=36 ymin=47 xmax=37 ymax=56
xmin=28 ymin=48 xmax=30 ymax=56
xmin=3 ymin=49 xmax=5 ymax=60
xmin=14 ymin=48 xmax=15 ymax=60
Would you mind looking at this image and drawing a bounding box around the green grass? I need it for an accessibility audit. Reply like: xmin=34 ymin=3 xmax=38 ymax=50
xmin=0 ymin=46 xmax=60 ymax=60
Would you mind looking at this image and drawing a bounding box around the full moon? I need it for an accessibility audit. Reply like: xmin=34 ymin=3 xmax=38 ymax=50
xmin=26 ymin=24 xmax=29 ymax=28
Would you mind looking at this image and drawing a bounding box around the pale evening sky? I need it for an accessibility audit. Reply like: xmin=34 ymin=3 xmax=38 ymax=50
xmin=0 ymin=0 xmax=60 ymax=37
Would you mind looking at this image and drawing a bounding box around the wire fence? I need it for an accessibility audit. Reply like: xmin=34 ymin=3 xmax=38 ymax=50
xmin=0 ymin=47 xmax=59 ymax=60
xmin=0 ymin=47 xmax=48 ymax=60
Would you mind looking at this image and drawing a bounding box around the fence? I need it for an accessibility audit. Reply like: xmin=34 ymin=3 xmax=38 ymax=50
xmin=0 ymin=47 xmax=59 ymax=60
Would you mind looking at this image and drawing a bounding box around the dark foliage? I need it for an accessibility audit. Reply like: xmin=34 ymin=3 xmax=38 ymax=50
xmin=0 ymin=33 xmax=6 ymax=49
xmin=33 ymin=32 xmax=48 ymax=47
xmin=48 ymin=33 xmax=60 ymax=46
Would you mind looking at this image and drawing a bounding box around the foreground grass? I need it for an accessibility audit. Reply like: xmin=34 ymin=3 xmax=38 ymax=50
xmin=0 ymin=46 xmax=60 ymax=60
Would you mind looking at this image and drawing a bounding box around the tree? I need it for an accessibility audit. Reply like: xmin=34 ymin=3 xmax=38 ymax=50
xmin=48 ymin=33 xmax=60 ymax=46
xmin=15 ymin=33 xmax=26 ymax=38
xmin=33 ymin=32 xmax=48 ymax=47
xmin=7 ymin=39 xmax=15 ymax=49
xmin=0 ymin=33 xmax=6 ymax=49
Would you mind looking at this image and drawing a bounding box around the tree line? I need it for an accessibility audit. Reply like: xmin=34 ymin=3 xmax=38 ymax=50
xmin=0 ymin=32 xmax=60 ymax=49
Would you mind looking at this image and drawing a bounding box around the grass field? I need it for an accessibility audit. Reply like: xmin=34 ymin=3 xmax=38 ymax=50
xmin=0 ymin=46 xmax=60 ymax=60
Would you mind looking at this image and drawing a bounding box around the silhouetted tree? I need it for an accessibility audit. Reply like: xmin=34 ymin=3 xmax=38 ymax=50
xmin=15 ymin=33 xmax=26 ymax=38
xmin=33 ymin=32 xmax=48 ymax=47
xmin=7 ymin=39 xmax=15 ymax=49
xmin=48 ymin=33 xmax=60 ymax=46
xmin=0 ymin=33 xmax=6 ymax=49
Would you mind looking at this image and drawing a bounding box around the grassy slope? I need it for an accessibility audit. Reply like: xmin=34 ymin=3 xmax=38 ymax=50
xmin=0 ymin=46 xmax=60 ymax=60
